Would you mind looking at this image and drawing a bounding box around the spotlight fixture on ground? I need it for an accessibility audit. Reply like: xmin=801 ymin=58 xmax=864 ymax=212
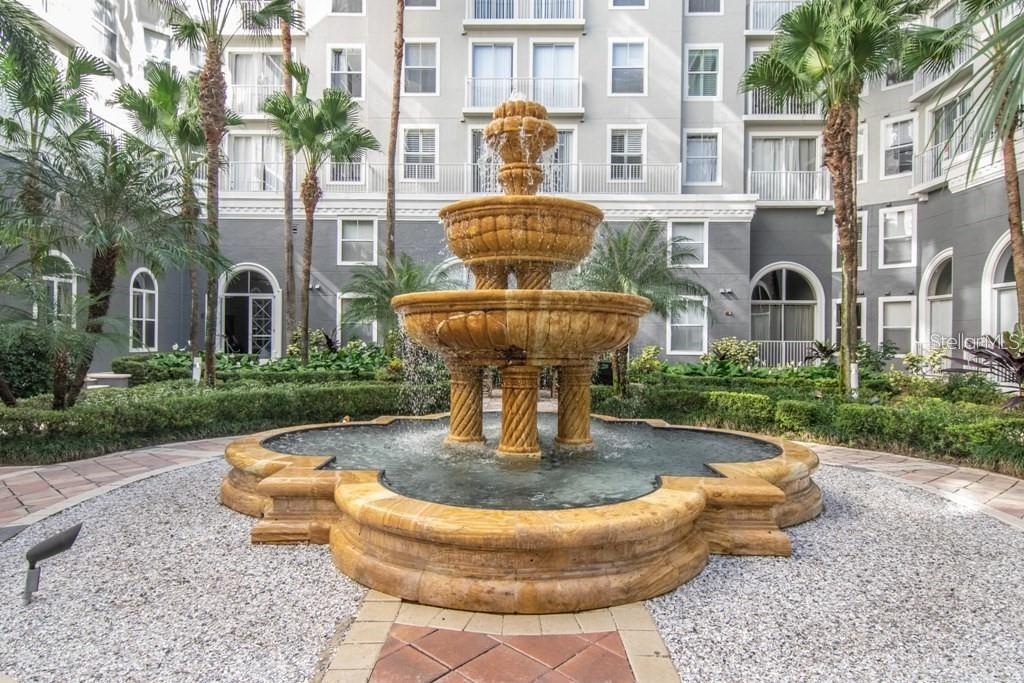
xmin=24 ymin=523 xmax=83 ymax=605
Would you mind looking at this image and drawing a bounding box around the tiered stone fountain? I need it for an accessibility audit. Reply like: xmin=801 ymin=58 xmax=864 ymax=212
xmin=393 ymin=100 xmax=650 ymax=457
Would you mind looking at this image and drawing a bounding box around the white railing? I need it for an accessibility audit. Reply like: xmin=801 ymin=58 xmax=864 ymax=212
xmin=465 ymin=0 xmax=582 ymax=20
xmin=748 ymin=170 xmax=831 ymax=202
xmin=913 ymin=143 xmax=948 ymax=186
xmin=747 ymin=90 xmax=818 ymax=117
xmin=229 ymin=84 xmax=279 ymax=116
xmin=748 ymin=0 xmax=803 ymax=31
xmin=223 ymin=161 xmax=289 ymax=192
xmin=465 ymin=77 xmax=582 ymax=110
xmin=756 ymin=340 xmax=815 ymax=367
xmin=913 ymin=46 xmax=972 ymax=94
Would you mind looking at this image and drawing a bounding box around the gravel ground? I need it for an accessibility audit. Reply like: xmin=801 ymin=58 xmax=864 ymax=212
xmin=0 ymin=459 xmax=365 ymax=683
xmin=648 ymin=465 xmax=1024 ymax=683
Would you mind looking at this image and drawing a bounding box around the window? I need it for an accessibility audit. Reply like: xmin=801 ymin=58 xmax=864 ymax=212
xmin=684 ymin=130 xmax=720 ymax=185
xmin=230 ymin=52 xmax=283 ymax=114
xmin=330 ymin=46 xmax=364 ymax=98
xmin=883 ymin=62 xmax=912 ymax=89
xmin=992 ymin=245 xmax=1017 ymax=334
xmin=749 ymin=136 xmax=819 ymax=201
xmin=879 ymin=206 xmax=916 ymax=268
xmin=670 ymin=221 xmax=708 ymax=268
xmin=338 ymin=219 xmax=377 ymax=265
xmin=881 ymin=116 xmax=914 ymax=178
xmin=687 ymin=0 xmax=722 ymax=13
xmin=832 ymin=211 xmax=867 ymax=272
xmin=539 ymin=129 xmax=575 ymax=193
xmin=880 ymin=297 xmax=915 ymax=355
xmin=667 ymin=297 xmax=708 ymax=354
xmin=94 ymin=0 xmax=117 ymax=61
xmin=402 ymin=127 xmax=437 ymax=180
xmin=611 ymin=0 xmax=647 ymax=6
xmin=856 ymin=124 xmax=866 ymax=182
xmin=685 ymin=45 xmax=721 ymax=99
xmin=532 ymin=43 xmax=577 ymax=109
xmin=833 ymin=298 xmax=866 ymax=343
xmin=470 ymin=43 xmax=515 ymax=108
xmin=609 ymin=128 xmax=644 ymax=180
xmin=926 ymin=256 xmax=953 ymax=345
xmin=404 ymin=41 xmax=438 ymax=95
xmin=933 ymin=95 xmax=971 ymax=159
xmin=227 ymin=135 xmax=284 ymax=191
xmin=143 ymin=29 xmax=171 ymax=63
xmin=609 ymin=41 xmax=646 ymax=95
xmin=752 ymin=267 xmax=818 ymax=342
xmin=337 ymin=295 xmax=377 ymax=344
xmin=407 ymin=0 xmax=438 ymax=6
xmin=130 ymin=269 xmax=158 ymax=352
xmin=41 ymin=251 xmax=76 ymax=324
xmin=332 ymin=0 xmax=363 ymax=13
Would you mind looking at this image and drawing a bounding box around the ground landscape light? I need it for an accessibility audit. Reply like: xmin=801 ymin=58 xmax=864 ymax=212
xmin=23 ymin=523 xmax=83 ymax=605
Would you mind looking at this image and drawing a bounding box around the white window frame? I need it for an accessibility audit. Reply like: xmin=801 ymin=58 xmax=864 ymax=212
xmin=400 ymin=124 xmax=439 ymax=182
xmin=38 ymin=250 xmax=77 ymax=327
xmin=878 ymin=204 xmax=917 ymax=269
xmin=607 ymin=38 xmax=648 ymax=97
xmin=406 ymin=0 xmax=440 ymax=8
xmin=682 ymin=127 xmax=722 ymax=186
xmin=402 ymin=38 xmax=440 ymax=97
xmin=878 ymin=295 xmax=917 ymax=357
xmin=684 ymin=44 xmax=723 ymax=101
xmin=336 ymin=293 xmax=378 ymax=344
xmin=857 ymin=123 xmax=867 ymax=183
xmin=685 ymin=0 xmax=723 ymax=15
xmin=93 ymin=0 xmax=118 ymax=62
xmin=141 ymin=26 xmax=172 ymax=64
xmin=469 ymin=39 xmax=519 ymax=108
xmin=337 ymin=217 xmax=379 ymax=266
xmin=879 ymin=113 xmax=916 ymax=180
xmin=607 ymin=124 xmax=646 ymax=182
xmin=326 ymin=43 xmax=365 ymax=101
xmin=832 ymin=297 xmax=868 ymax=343
xmin=129 ymin=267 xmax=159 ymax=353
xmin=665 ymin=295 xmax=709 ymax=356
xmin=528 ymin=38 xmax=580 ymax=106
xmin=668 ymin=220 xmax=709 ymax=269
xmin=329 ymin=0 xmax=365 ymax=16
xmin=832 ymin=210 xmax=868 ymax=272
xmin=609 ymin=0 xmax=648 ymax=8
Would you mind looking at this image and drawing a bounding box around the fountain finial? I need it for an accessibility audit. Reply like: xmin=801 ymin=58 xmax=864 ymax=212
xmin=483 ymin=100 xmax=558 ymax=196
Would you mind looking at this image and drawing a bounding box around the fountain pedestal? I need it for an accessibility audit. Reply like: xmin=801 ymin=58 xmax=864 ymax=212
xmin=556 ymin=364 xmax=593 ymax=447
xmin=497 ymin=365 xmax=542 ymax=457
xmin=446 ymin=365 xmax=485 ymax=445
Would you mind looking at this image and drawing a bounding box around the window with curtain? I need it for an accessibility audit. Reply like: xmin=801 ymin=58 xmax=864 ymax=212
xmin=331 ymin=47 xmax=364 ymax=98
xmin=832 ymin=212 xmax=866 ymax=271
xmin=882 ymin=118 xmax=914 ymax=176
xmin=881 ymin=207 xmax=914 ymax=267
xmin=751 ymin=268 xmax=817 ymax=342
xmin=833 ymin=300 xmax=864 ymax=343
xmin=750 ymin=137 xmax=818 ymax=200
xmin=685 ymin=132 xmax=719 ymax=184
xmin=332 ymin=0 xmax=363 ymax=12
xmin=670 ymin=222 xmax=706 ymax=267
xmin=228 ymin=135 xmax=283 ymax=192
xmin=881 ymin=299 xmax=914 ymax=353
xmin=339 ymin=220 xmax=376 ymax=264
xmin=610 ymin=42 xmax=645 ymax=94
xmin=338 ymin=296 xmax=376 ymax=343
xmin=471 ymin=43 xmax=514 ymax=107
xmin=609 ymin=128 xmax=644 ymax=180
xmin=533 ymin=43 xmax=576 ymax=108
xmin=230 ymin=53 xmax=282 ymax=114
xmin=686 ymin=47 xmax=720 ymax=98
xmin=404 ymin=42 xmax=438 ymax=94
xmin=403 ymin=128 xmax=437 ymax=180
xmin=668 ymin=298 xmax=707 ymax=353
xmin=130 ymin=271 xmax=158 ymax=352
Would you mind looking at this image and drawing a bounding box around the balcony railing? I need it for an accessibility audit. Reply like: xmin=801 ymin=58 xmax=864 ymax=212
xmin=465 ymin=77 xmax=582 ymax=110
xmin=747 ymin=89 xmax=819 ymax=117
xmin=748 ymin=0 xmax=803 ymax=31
xmin=756 ymin=340 xmax=814 ymax=367
xmin=465 ymin=0 xmax=582 ymax=21
xmin=748 ymin=170 xmax=831 ymax=202
xmin=229 ymin=84 xmax=280 ymax=116
xmin=913 ymin=45 xmax=972 ymax=95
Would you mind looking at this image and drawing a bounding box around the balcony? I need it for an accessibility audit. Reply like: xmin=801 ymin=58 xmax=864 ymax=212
xmin=464 ymin=77 xmax=582 ymax=113
xmin=911 ymin=46 xmax=973 ymax=100
xmin=756 ymin=340 xmax=814 ymax=367
xmin=464 ymin=0 xmax=584 ymax=27
xmin=229 ymin=84 xmax=279 ymax=116
xmin=747 ymin=0 xmax=803 ymax=32
xmin=748 ymin=170 xmax=832 ymax=203
xmin=746 ymin=89 xmax=819 ymax=119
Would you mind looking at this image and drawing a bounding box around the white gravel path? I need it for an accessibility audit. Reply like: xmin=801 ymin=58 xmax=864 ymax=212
xmin=648 ymin=465 xmax=1024 ymax=683
xmin=0 ymin=459 xmax=365 ymax=683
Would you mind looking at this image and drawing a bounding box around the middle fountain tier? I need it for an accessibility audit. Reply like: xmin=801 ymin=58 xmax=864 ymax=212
xmin=392 ymin=100 xmax=651 ymax=457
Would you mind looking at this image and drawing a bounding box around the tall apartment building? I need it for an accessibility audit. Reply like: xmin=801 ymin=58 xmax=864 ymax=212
xmin=8 ymin=0 xmax=1023 ymax=372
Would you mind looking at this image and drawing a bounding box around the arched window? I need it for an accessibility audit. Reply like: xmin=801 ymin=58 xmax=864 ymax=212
xmin=221 ymin=267 xmax=278 ymax=357
xmin=993 ymin=247 xmax=1017 ymax=335
xmin=41 ymin=251 xmax=76 ymax=324
xmin=130 ymin=269 xmax=158 ymax=352
xmin=751 ymin=267 xmax=818 ymax=342
xmin=924 ymin=256 xmax=952 ymax=347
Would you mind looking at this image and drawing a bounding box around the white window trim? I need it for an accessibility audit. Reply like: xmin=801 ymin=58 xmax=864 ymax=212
xmin=832 ymin=210 xmax=868 ymax=272
xmin=402 ymin=38 xmax=440 ymax=97
xmin=665 ymin=295 xmax=709 ymax=356
xmin=528 ymin=37 xmax=580 ymax=83
xmin=399 ymin=124 xmax=440 ymax=183
xmin=609 ymin=0 xmax=648 ymax=8
xmin=919 ymin=248 xmax=954 ymax=348
xmin=857 ymin=122 xmax=867 ymax=184
xmin=878 ymin=295 xmax=917 ymax=357
xmin=337 ymin=217 xmax=379 ymax=266
xmin=682 ymin=127 xmax=722 ymax=187
xmin=336 ymin=293 xmax=378 ymax=344
xmin=668 ymin=220 xmax=709 ymax=269
xmin=329 ymin=0 xmax=366 ymax=16
xmin=981 ymin=231 xmax=1013 ymax=336
xmin=38 ymin=250 xmax=77 ymax=327
xmin=606 ymin=124 xmax=646 ymax=183
xmin=684 ymin=0 xmax=723 ymax=15
xmin=406 ymin=0 xmax=440 ymax=9
xmin=607 ymin=38 xmax=648 ymax=97
xmin=832 ymin=297 xmax=868 ymax=343
xmin=879 ymin=113 xmax=916 ymax=180
xmin=325 ymin=43 xmax=366 ymax=101
xmin=878 ymin=204 xmax=918 ymax=269
xmin=129 ymin=267 xmax=159 ymax=353
xmin=216 ymin=263 xmax=283 ymax=361
xmin=684 ymin=43 xmax=723 ymax=101
xmin=468 ymin=37 xmax=519 ymax=84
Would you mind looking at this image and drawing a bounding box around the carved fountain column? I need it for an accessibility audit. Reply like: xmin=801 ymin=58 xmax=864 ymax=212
xmin=446 ymin=365 xmax=484 ymax=444
xmin=556 ymin=363 xmax=593 ymax=447
xmin=496 ymin=365 xmax=542 ymax=457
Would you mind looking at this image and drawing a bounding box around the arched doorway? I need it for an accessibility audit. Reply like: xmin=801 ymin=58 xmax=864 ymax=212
xmin=921 ymin=250 xmax=952 ymax=349
xmin=750 ymin=262 xmax=824 ymax=366
xmin=982 ymin=233 xmax=1018 ymax=336
xmin=218 ymin=265 xmax=281 ymax=359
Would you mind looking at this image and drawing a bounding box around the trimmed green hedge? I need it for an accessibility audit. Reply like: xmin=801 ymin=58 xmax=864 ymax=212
xmin=110 ymin=356 xmax=381 ymax=385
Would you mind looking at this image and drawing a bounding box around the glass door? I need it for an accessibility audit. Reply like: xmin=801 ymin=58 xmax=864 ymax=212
xmin=532 ymin=43 xmax=575 ymax=108
xmin=471 ymin=44 xmax=514 ymax=108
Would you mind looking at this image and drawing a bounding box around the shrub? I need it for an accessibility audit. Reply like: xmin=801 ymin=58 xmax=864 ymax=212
xmin=704 ymin=391 xmax=775 ymax=431
xmin=0 ymin=326 xmax=52 ymax=398
xmin=700 ymin=337 xmax=759 ymax=367
xmin=627 ymin=346 xmax=667 ymax=383
xmin=775 ymin=399 xmax=835 ymax=435
xmin=951 ymin=417 xmax=1024 ymax=467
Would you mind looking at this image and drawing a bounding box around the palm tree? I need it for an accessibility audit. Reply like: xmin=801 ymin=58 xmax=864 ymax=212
xmin=280 ymin=2 xmax=296 ymax=334
xmin=741 ymin=0 xmax=931 ymax=395
xmin=0 ymin=0 xmax=52 ymax=83
xmin=906 ymin=1 xmax=1024 ymax=325
xmin=112 ymin=63 xmax=240 ymax=361
xmin=156 ymin=0 xmax=301 ymax=385
xmin=573 ymin=219 xmax=708 ymax=397
xmin=385 ymin=0 xmax=405 ymax=262
xmin=262 ymin=62 xmax=379 ymax=363
xmin=341 ymin=253 xmax=450 ymax=332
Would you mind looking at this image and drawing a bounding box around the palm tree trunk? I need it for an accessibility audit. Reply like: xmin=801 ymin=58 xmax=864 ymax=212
xmin=199 ymin=39 xmax=228 ymax=387
xmin=299 ymin=168 xmax=322 ymax=365
xmin=182 ymin=173 xmax=201 ymax=359
xmin=0 ymin=376 xmax=16 ymax=407
xmin=823 ymin=101 xmax=859 ymax=395
xmin=281 ymin=17 xmax=296 ymax=335
xmin=1000 ymin=111 xmax=1024 ymax=327
xmin=384 ymin=0 xmax=405 ymax=262
xmin=612 ymin=345 xmax=629 ymax=398
xmin=64 ymin=247 xmax=119 ymax=408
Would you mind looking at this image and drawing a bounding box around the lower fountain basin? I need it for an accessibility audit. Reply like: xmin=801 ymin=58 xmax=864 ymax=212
xmin=391 ymin=290 xmax=651 ymax=365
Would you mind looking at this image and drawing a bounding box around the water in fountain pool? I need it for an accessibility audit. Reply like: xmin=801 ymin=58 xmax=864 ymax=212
xmin=261 ymin=414 xmax=780 ymax=510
